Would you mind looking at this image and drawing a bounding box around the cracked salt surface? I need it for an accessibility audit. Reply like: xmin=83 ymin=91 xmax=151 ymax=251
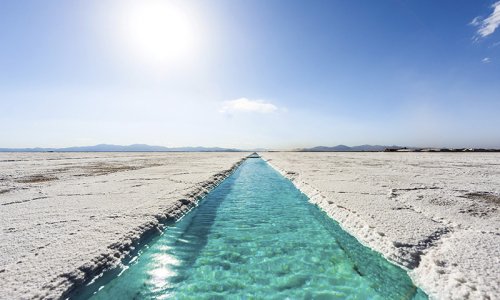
xmin=263 ymin=152 xmax=500 ymax=300
xmin=2 ymin=152 xmax=499 ymax=299
xmin=0 ymin=152 xmax=247 ymax=299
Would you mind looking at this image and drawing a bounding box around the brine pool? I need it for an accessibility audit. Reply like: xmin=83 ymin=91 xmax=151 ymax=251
xmin=75 ymin=158 xmax=427 ymax=299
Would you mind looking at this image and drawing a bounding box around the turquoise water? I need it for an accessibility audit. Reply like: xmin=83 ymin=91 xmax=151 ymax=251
xmin=76 ymin=158 xmax=427 ymax=299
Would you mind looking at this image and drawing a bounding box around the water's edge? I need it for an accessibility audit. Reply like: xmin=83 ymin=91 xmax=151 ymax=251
xmin=60 ymin=157 xmax=247 ymax=299
xmin=263 ymin=157 xmax=432 ymax=298
xmin=68 ymin=155 xmax=428 ymax=299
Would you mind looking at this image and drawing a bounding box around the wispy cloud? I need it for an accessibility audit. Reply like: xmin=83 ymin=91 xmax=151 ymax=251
xmin=482 ymin=57 xmax=492 ymax=63
xmin=470 ymin=16 xmax=481 ymax=27
xmin=219 ymin=98 xmax=278 ymax=114
xmin=471 ymin=1 xmax=500 ymax=38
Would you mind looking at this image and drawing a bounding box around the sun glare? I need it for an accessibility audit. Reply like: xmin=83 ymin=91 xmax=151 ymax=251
xmin=118 ymin=1 xmax=200 ymax=67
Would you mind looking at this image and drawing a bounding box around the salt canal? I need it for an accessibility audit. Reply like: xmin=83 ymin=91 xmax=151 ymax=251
xmin=74 ymin=158 xmax=427 ymax=299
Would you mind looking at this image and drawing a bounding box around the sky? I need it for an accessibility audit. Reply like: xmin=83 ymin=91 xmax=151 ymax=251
xmin=1 ymin=0 xmax=499 ymax=149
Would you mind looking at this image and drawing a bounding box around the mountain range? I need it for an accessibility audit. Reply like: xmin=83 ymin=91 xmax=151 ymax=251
xmin=0 ymin=144 xmax=242 ymax=152
xmin=298 ymin=145 xmax=403 ymax=152
xmin=0 ymin=144 xmax=407 ymax=152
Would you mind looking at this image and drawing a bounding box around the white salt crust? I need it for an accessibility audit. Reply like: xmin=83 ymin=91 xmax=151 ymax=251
xmin=2 ymin=152 xmax=498 ymax=299
xmin=262 ymin=152 xmax=499 ymax=300
xmin=0 ymin=152 xmax=247 ymax=299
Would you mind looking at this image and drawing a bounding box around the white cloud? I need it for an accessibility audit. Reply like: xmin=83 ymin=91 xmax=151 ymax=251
xmin=471 ymin=1 xmax=500 ymax=38
xmin=219 ymin=98 xmax=278 ymax=114
xmin=482 ymin=57 xmax=492 ymax=63
xmin=470 ymin=16 xmax=481 ymax=26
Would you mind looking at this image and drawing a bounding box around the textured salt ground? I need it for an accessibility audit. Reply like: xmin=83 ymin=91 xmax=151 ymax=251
xmin=262 ymin=152 xmax=500 ymax=300
xmin=0 ymin=152 xmax=247 ymax=299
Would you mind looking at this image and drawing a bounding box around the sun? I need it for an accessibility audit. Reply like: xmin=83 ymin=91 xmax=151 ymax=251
xmin=118 ymin=1 xmax=200 ymax=67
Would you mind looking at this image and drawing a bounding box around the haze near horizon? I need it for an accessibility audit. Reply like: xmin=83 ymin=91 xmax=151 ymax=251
xmin=1 ymin=0 xmax=499 ymax=149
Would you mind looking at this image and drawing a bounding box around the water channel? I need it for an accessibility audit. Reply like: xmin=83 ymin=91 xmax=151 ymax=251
xmin=76 ymin=158 xmax=427 ymax=299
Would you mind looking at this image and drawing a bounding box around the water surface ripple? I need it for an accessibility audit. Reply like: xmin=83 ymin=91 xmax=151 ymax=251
xmin=80 ymin=158 xmax=427 ymax=299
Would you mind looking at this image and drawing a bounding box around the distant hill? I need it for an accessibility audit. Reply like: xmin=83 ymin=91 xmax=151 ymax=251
xmin=299 ymin=144 xmax=403 ymax=152
xmin=0 ymin=144 xmax=242 ymax=152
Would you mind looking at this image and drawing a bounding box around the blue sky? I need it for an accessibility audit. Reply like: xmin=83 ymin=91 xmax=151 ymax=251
xmin=1 ymin=0 xmax=499 ymax=149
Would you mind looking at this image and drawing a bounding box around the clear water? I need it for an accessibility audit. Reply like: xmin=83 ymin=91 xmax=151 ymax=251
xmin=76 ymin=158 xmax=427 ymax=299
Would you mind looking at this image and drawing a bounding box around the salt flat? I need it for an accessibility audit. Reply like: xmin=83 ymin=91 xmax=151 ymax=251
xmin=0 ymin=152 xmax=246 ymax=299
xmin=2 ymin=152 xmax=498 ymax=299
xmin=263 ymin=152 xmax=500 ymax=300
